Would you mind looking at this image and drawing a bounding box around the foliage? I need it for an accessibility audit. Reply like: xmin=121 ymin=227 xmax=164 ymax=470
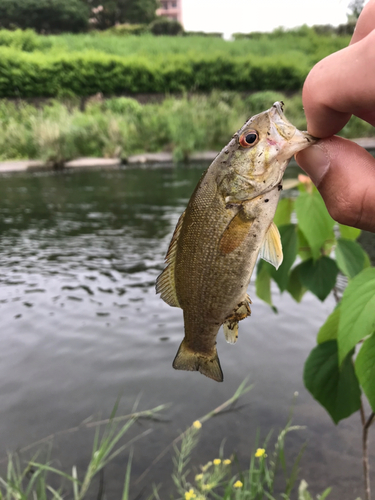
xmin=255 ymin=176 xmax=375 ymax=429
xmin=0 ymin=28 xmax=51 ymax=51
xmin=232 ymin=24 xmax=352 ymax=44
xmin=0 ymin=383 xmax=329 ymax=500
xmin=0 ymin=0 xmax=90 ymax=34
xmin=0 ymin=92 xmax=373 ymax=162
xmin=125 ymin=0 xmax=158 ymax=24
xmin=107 ymin=23 xmax=149 ymax=35
xmin=0 ymin=47 xmax=310 ymax=97
xmin=348 ymin=0 xmax=365 ymax=20
xmin=0 ymin=26 xmax=354 ymax=97
xmin=86 ymin=0 xmax=158 ymax=29
xmin=0 ymin=402 xmax=167 ymax=500
xmin=183 ymin=31 xmax=223 ymax=38
xmin=149 ymin=17 xmax=183 ymax=36
xmin=39 ymin=28 xmax=349 ymax=60
xmin=171 ymin=418 xmax=309 ymax=500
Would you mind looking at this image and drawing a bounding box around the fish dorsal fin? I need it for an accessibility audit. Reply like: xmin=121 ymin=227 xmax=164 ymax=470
xmin=155 ymin=211 xmax=185 ymax=308
xmin=259 ymin=221 xmax=283 ymax=269
xmin=219 ymin=209 xmax=254 ymax=255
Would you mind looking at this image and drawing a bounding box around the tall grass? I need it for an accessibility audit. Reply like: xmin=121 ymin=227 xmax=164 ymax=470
xmin=0 ymin=92 xmax=373 ymax=163
xmin=0 ymin=382 xmax=332 ymax=500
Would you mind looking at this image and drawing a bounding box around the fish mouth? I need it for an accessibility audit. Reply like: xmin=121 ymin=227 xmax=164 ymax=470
xmin=269 ymin=101 xmax=316 ymax=149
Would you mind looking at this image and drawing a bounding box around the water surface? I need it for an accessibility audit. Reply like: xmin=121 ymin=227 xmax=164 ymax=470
xmin=0 ymin=166 xmax=373 ymax=499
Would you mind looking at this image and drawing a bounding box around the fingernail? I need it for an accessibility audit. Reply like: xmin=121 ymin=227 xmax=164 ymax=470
xmin=295 ymin=143 xmax=330 ymax=187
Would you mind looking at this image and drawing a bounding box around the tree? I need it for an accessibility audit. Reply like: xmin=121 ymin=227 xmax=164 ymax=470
xmin=348 ymin=0 xmax=365 ymax=20
xmin=0 ymin=0 xmax=90 ymax=33
xmin=126 ymin=0 xmax=159 ymax=24
xmin=86 ymin=0 xmax=158 ymax=29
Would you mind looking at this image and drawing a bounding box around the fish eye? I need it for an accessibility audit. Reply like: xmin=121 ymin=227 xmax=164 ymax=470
xmin=239 ymin=130 xmax=259 ymax=148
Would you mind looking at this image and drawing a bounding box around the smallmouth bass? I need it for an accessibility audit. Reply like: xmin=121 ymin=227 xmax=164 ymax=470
xmin=156 ymin=102 xmax=315 ymax=382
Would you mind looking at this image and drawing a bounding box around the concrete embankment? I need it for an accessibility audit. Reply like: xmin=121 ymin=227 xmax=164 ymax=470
xmin=0 ymin=141 xmax=374 ymax=174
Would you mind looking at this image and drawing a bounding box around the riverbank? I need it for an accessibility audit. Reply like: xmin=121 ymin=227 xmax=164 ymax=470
xmin=1 ymin=92 xmax=374 ymax=165
xmin=0 ymin=138 xmax=374 ymax=174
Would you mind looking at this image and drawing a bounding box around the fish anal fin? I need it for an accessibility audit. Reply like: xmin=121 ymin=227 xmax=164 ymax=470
xmin=223 ymin=321 xmax=238 ymax=344
xmin=223 ymin=295 xmax=252 ymax=344
xmin=259 ymin=221 xmax=283 ymax=269
xmin=172 ymin=339 xmax=223 ymax=382
xmin=219 ymin=210 xmax=254 ymax=255
xmin=156 ymin=211 xmax=186 ymax=308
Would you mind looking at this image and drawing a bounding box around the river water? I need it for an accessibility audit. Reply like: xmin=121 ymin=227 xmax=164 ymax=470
xmin=0 ymin=165 xmax=373 ymax=499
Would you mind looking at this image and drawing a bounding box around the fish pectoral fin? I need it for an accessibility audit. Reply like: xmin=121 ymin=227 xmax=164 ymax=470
xmin=155 ymin=210 xmax=185 ymax=308
xmin=259 ymin=221 xmax=283 ymax=269
xmin=219 ymin=209 xmax=254 ymax=255
xmin=173 ymin=340 xmax=223 ymax=382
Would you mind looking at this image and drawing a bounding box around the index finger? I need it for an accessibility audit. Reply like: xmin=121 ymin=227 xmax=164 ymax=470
xmin=351 ymin=0 xmax=375 ymax=44
xmin=302 ymin=29 xmax=375 ymax=138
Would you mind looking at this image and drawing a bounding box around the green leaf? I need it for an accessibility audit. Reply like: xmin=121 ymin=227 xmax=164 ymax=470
xmin=255 ymin=260 xmax=273 ymax=307
xmin=338 ymin=268 xmax=375 ymax=364
xmin=270 ymin=224 xmax=297 ymax=292
xmin=355 ymin=333 xmax=375 ymax=412
xmin=295 ymin=191 xmax=335 ymax=260
xmin=303 ymin=340 xmax=361 ymax=424
xmin=317 ymin=306 xmax=340 ymax=344
xmin=355 ymin=335 xmax=375 ymax=411
xmin=335 ymin=238 xmax=365 ymax=279
xmin=297 ymin=228 xmax=312 ymax=261
xmin=339 ymin=223 xmax=361 ymax=241
xmin=363 ymin=250 xmax=371 ymax=269
xmin=274 ymin=198 xmax=293 ymax=227
xmin=286 ymin=265 xmax=306 ymax=303
xmin=297 ymin=256 xmax=339 ymax=301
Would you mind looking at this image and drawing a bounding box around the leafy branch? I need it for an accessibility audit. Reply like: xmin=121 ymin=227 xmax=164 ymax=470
xmin=256 ymin=176 xmax=375 ymax=500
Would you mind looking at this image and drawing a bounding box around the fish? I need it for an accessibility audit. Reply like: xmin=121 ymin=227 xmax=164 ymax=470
xmin=156 ymin=102 xmax=315 ymax=382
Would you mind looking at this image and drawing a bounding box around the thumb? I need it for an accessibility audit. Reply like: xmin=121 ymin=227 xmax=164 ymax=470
xmin=295 ymin=136 xmax=375 ymax=232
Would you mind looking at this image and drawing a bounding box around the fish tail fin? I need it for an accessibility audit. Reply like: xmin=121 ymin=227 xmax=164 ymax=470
xmin=172 ymin=340 xmax=223 ymax=382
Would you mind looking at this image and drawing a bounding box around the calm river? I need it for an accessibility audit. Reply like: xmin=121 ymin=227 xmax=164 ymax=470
xmin=0 ymin=165 xmax=373 ymax=499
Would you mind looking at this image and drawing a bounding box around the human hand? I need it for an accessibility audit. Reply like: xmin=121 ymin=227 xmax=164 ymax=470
xmin=295 ymin=0 xmax=375 ymax=232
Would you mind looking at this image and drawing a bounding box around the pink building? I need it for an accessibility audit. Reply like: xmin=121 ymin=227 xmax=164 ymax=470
xmin=156 ymin=0 xmax=183 ymax=24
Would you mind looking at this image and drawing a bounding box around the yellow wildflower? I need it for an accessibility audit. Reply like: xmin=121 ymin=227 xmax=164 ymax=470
xmin=185 ymin=489 xmax=197 ymax=500
xmin=234 ymin=480 xmax=243 ymax=488
xmin=213 ymin=458 xmax=221 ymax=465
xmin=223 ymin=459 xmax=231 ymax=465
xmin=255 ymin=448 xmax=266 ymax=458
xmin=195 ymin=473 xmax=203 ymax=481
xmin=192 ymin=420 xmax=202 ymax=430
xmin=201 ymin=461 xmax=212 ymax=472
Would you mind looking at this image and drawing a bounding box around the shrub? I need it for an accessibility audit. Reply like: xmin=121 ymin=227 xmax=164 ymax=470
xmin=0 ymin=0 xmax=89 ymax=33
xmin=102 ymin=96 xmax=143 ymax=116
xmin=0 ymin=28 xmax=51 ymax=51
xmin=0 ymin=48 xmax=311 ymax=97
xmin=149 ymin=17 xmax=183 ymax=36
xmin=107 ymin=23 xmax=149 ymax=36
xmin=183 ymin=31 xmax=223 ymax=38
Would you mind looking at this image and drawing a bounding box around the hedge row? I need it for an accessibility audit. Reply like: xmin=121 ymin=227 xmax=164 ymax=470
xmin=0 ymin=48 xmax=310 ymax=97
